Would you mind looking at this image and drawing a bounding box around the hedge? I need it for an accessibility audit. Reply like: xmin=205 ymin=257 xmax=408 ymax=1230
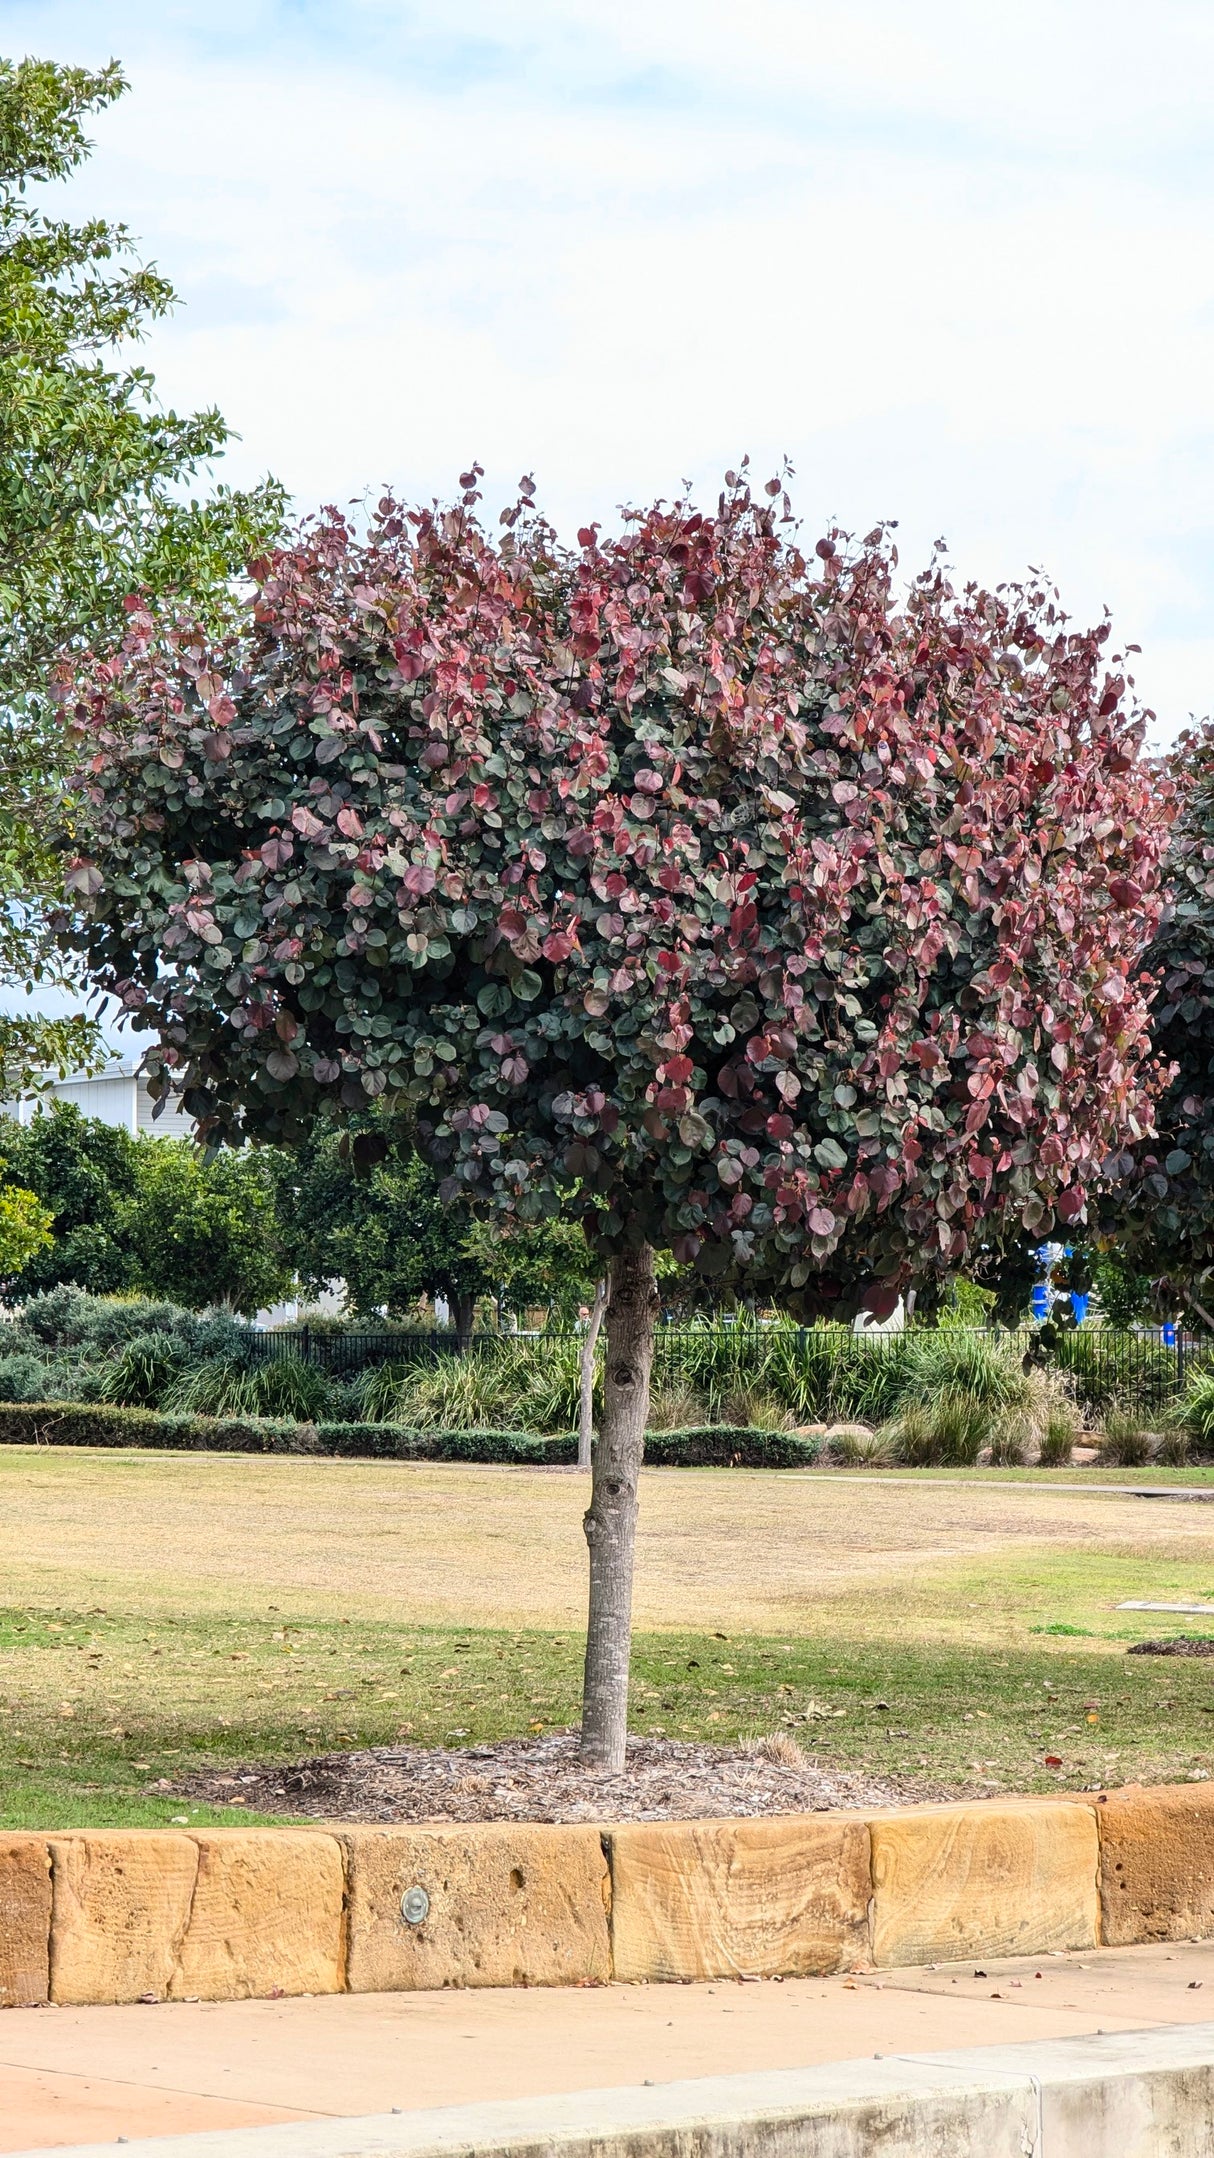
xmin=0 ymin=1403 xmax=821 ymax=1466
xmin=643 ymin=1425 xmax=820 ymax=1467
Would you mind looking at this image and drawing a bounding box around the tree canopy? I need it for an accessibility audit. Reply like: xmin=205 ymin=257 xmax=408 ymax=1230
xmin=1103 ymin=722 xmax=1214 ymax=1314
xmin=0 ymin=54 xmax=284 ymax=1087
xmin=62 ymin=473 xmax=1171 ymax=1306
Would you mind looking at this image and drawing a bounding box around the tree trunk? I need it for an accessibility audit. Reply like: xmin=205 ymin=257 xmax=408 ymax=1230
xmin=577 ymin=1278 xmax=609 ymax=1471
xmin=580 ymin=1244 xmax=657 ymax=1771
xmin=453 ymin=1292 xmax=476 ymax=1353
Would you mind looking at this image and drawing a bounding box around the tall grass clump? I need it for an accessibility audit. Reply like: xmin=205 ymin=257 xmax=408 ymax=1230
xmin=163 ymin=1354 xmax=336 ymax=1423
xmin=364 ymin=1338 xmax=584 ymax=1434
xmin=896 ymin=1329 xmax=1029 ymax=1410
xmin=1054 ymin=1330 xmax=1179 ymax=1419
xmin=1179 ymin=1367 xmax=1214 ymax=1452
xmin=1038 ymin=1391 xmax=1082 ymax=1466
xmin=1098 ymin=1400 xmax=1155 ymax=1467
xmin=885 ymin=1385 xmax=992 ymax=1466
xmin=90 ymin=1331 xmax=188 ymax=1408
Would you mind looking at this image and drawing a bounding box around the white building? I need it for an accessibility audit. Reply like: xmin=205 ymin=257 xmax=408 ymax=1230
xmin=2 ymin=1058 xmax=198 ymax=1139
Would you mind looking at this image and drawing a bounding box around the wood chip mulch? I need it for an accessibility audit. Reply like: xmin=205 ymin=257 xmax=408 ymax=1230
xmin=1127 ymin=1638 xmax=1214 ymax=1657
xmin=169 ymin=1733 xmax=958 ymax=1823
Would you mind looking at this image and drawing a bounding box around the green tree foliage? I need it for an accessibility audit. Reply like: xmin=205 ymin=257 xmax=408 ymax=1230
xmin=270 ymin=1117 xmax=599 ymax=1334
xmin=123 ymin=1140 xmax=291 ymax=1315
xmin=0 ymin=1173 xmax=51 ymax=1275
xmin=1092 ymin=1249 xmax=1152 ymax=1329
xmin=0 ymin=1100 xmax=139 ymax=1294
xmin=0 ymin=1101 xmax=289 ymax=1311
xmin=0 ymin=54 xmax=284 ymax=1085
xmin=270 ymin=1123 xmax=483 ymax=1330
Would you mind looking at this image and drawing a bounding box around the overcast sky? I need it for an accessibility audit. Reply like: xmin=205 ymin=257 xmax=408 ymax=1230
xmin=5 ymin=0 xmax=1213 ymax=747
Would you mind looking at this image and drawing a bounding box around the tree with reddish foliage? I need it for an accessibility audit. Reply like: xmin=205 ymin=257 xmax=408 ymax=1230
xmin=58 ymin=473 xmax=1172 ymax=1767
xmin=1102 ymin=723 xmax=1214 ymax=1323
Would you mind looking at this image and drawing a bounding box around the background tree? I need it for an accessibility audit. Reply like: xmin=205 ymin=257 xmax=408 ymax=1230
xmin=0 ymin=1102 xmax=289 ymax=1311
xmin=0 ymin=1100 xmax=138 ymax=1295
xmin=123 ymin=1140 xmax=291 ymax=1316
xmin=0 ymin=54 xmax=284 ymax=1087
xmin=62 ymin=475 xmax=1172 ymax=1767
xmin=1102 ymin=723 xmax=1214 ymax=1327
xmin=270 ymin=1115 xmax=600 ymax=1338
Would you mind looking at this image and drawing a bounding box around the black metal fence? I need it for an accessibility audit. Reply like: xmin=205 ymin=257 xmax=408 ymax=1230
xmin=250 ymin=1322 xmax=1212 ymax=1418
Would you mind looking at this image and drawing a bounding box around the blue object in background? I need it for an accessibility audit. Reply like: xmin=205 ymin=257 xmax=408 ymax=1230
xmin=1070 ymin=1291 xmax=1089 ymax=1326
xmin=1031 ymin=1283 xmax=1050 ymax=1321
xmin=1163 ymin=1321 xmax=1177 ymax=1348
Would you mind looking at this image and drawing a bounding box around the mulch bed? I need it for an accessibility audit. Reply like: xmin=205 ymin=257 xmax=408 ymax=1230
xmin=169 ymin=1733 xmax=957 ymax=1824
xmin=1127 ymin=1638 xmax=1214 ymax=1657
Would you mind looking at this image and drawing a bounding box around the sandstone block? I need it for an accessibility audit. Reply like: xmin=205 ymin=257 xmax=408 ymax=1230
xmin=342 ymin=1822 xmax=610 ymax=1991
xmin=870 ymin=1801 xmax=1098 ymax=1967
xmin=170 ymin=1829 xmax=345 ymax=2000
xmin=608 ymin=1814 xmax=871 ymax=1982
xmin=1099 ymin=1782 xmax=1214 ymax=1945
xmin=49 ymin=1832 xmax=197 ymax=2005
xmin=0 ymin=1834 xmax=52 ymax=2006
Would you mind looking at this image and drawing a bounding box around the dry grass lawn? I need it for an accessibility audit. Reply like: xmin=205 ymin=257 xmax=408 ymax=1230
xmin=2 ymin=1446 xmax=1213 ymax=1640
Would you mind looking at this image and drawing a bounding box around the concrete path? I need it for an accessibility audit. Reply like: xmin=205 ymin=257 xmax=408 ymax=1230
xmin=3 ymin=1940 xmax=1214 ymax=2152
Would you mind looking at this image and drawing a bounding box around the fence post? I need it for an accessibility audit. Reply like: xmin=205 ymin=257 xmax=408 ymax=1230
xmin=1178 ymin=1328 xmax=1187 ymax=1396
xmin=301 ymin=1323 xmax=311 ymax=1366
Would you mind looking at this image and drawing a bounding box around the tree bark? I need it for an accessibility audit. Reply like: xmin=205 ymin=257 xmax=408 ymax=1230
xmin=580 ymin=1245 xmax=656 ymax=1771
xmin=577 ymin=1277 xmax=609 ymax=1471
xmin=453 ymin=1292 xmax=476 ymax=1353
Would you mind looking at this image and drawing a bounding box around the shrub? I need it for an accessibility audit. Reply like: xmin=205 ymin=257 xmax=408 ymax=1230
xmin=827 ymin=1425 xmax=893 ymax=1467
xmin=1179 ymin=1369 xmax=1214 ymax=1448
xmin=897 ymin=1330 xmax=1029 ymax=1410
xmin=1099 ymin=1402 xmax=1155 ymax=1467
xmin=641 ymin=1426 xmax=820 ymax=1467
xmin=163 ymin=1354 xmax=336 ymax=1422
xmin=0 ymin=1401 xmax=815 ymax=1466
xmin=885 ymin=1385 xmax=992 ymax=1467
xmin=0 ymin=1351 xmax=58 ymax=1403
xmin=90 ymin=1330 xmax=187 ymax=1408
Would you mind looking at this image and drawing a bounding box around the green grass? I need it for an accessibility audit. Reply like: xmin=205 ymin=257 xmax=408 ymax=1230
xmin=3 ymin=1599 xmax=1214 ymax=1827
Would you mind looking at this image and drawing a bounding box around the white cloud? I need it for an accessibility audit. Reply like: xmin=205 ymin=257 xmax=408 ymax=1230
xmin=3 ymin=0 xmax=1212 ymax=733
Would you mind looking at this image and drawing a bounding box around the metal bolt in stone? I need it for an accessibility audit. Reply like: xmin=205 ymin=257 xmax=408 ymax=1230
xmin=400 ymin=1886 xmax=430 ymax=1925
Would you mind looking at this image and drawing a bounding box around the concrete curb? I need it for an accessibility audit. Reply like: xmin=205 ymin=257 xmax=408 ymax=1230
xmin=10 ymin=2024 xmax=1214 ymax=2158
xmin=1 ymin=1782 xmax=1212 ymax=2006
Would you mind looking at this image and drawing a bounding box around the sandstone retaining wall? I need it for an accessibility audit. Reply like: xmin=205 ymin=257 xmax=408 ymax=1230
xmin=0 ymin=1782 xmax=1210 ymax=2006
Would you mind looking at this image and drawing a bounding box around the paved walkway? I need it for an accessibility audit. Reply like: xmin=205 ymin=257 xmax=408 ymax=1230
xmin=4 ymin=1942 xmax=1213 ymax=2152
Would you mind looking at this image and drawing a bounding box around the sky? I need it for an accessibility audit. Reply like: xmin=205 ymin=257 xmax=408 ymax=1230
xmin=5 ymin=0 xmax=1214 ymax=745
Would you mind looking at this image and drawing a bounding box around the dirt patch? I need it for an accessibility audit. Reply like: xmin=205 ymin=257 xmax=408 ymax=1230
xmin=170 ymin=1733 xmax=957 ymax=1824
xmin=1127 ymin=1638 xmax=1214 ymax=1657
